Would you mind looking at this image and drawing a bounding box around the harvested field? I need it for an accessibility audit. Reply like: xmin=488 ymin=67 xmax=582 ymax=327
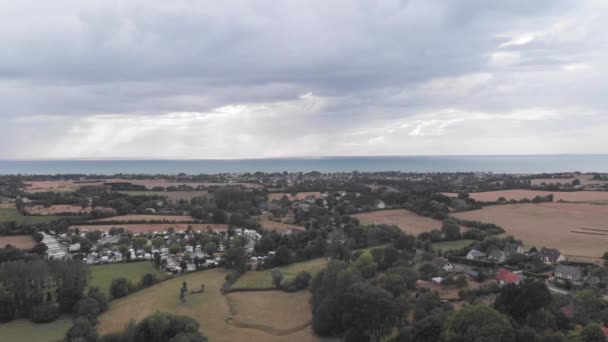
xmin=117 ymin=190 xmax=208 ymax=201
xmin=23 ymin=179 xmax=263 ymax=193
xmin=25 ymin=204 xmax=114 ymax=215
xmin=261 ymin=220 xmax=305 ymax=233
xmin=97 ymin=269 xmax=324 ymax=342
xmin=442 ymin=190 xmax=608 ymax=204
xmin=0 ymin=235 xmax=35 ymax=249
xmin=531 ymin=174 xmax=607 ymax=187
xmin=92 ymin=214 xmax=195 ymax=222
xmin=71 ymin=223 xmax=228 ymax=233
xmin=353 ymin=209 xmax=444 ymax=235
xmin=268 ymin=192 xmax=322 ymax=201
xmin=0 ymin=208 xmax=62 ymax=224
xmin=0 ymin=203 xmax=16 ymax=209
xmin=232 ymin=258 xmax=328 ymax=290
xmin=225 ymin=291 xmax=312 ymax=334
xmin=452 ymin=203 xmax=608 ymax=258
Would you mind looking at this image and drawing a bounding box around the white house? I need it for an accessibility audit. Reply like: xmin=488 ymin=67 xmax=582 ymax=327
xmin=466 ymin=249 xmax=486 ymax=260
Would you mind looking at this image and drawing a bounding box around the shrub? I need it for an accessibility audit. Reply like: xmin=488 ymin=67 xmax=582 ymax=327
xmin=74 ymin=297 xmax=101 ymax=323
xmin=110 ymin=277 xmax=133 ymax=299
xmin=141 ymin=273 xmax=158 ymax=288
xmin=294 ymin=271 xmax=312 ymax=290
xmin=30 ymin=303 xmax=59 ymax=323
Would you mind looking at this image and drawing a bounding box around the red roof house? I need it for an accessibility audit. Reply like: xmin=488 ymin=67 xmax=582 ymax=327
xmin=496 ymin=268 xmax=523 ymax=286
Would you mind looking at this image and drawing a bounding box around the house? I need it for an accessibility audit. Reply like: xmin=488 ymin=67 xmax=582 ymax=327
xmin=431 ymin=277 xmax=444 ymax=285
xmin=554 ymin=265 xmax=583 ymax=285
xmin=464 ymin=268 xmax=479 ymax=279
xmin=432 ymin=257 xmax=455 ymax=273
xmin=374 ymin=200 xmax=386 ymax=209
xmin=504 ymin=243 xmax=525 ymax=257
xmin=466 ymin=249 xmax=486 ymax=260
xmin=488 ymin=250 xmax=506 ymax=263
xmin=539 ymin=248 xmax=566 ymax=264
xmin=496 ymin=268 xmax=523 ymax=286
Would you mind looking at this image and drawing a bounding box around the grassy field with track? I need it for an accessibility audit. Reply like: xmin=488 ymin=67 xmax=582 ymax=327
xmin=231 ymin=258 xmax=328 ymax=289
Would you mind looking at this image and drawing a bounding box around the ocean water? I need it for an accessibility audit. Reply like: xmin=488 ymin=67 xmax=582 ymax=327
xmin=0 ymin=155 xmax=607 ymax=175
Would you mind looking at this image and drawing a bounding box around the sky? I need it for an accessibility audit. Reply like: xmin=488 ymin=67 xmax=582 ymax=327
xmin=1 ymin=0 xmax=607 ymax=159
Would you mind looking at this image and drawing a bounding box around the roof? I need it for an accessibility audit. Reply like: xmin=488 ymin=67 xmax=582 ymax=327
xmin=432 ymin=257 xmax=449 ymax=268
xmin=496 ymin=268 xmax=523 ymax=285
xmin=468 ymin=249 xmax=485 ymax=258
xmin=555 ymin=265 xmax=582 ymax=279
xmin=489 ymin=250 xmax=506 ymax=261
xmin=504 ymin=243 xmax=522 ymax=255
xmin=540 ymin=248 xmax=562 ymax=261
xmin=464 ymin=269 xmax=479 ymax=277
xmin=602 ymin=325 xmax=608 ymax=337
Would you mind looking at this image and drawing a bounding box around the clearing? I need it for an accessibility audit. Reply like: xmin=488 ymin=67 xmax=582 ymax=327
xmin=0 ymin=316 xmax=73 ymax=342
xmin=452 ymin=202 xmax=608 ymax=259
xmin=353 ymin=209 xmax=444 ymax=235
xmin=442 ymin=190 xmax=608 ymax=204
xmin=232 ymin=258 xmax=328 ymax=290
xmin=89 ymin=262 xmax=167 ymax=296
xmin=268 ymin=192 xmax=322 ymax=201
xmin=97 ymin=269 xmax=323 ymax=342
xmin=225 ymin=291 xmax=312 ymax=334
xmin=431 ymin=240 xmax=475 ymax=252
xmin=71 ymin=223 xmax=228 ymax=233
xmin=0 ymin=235 xmax=36 ymax=249
xmin=0 ymin=208 xmax=62 ymax=224
xmin=117 ymin=190 xmax=208 ymax=201
xmin=92 ymin=214 xmax=195 ymax=222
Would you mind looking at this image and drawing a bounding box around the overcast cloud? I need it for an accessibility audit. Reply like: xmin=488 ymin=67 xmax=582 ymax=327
xmin=1 ymin=0 xmax=607 ymax=159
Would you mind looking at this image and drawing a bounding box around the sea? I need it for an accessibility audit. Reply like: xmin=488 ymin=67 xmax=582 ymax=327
xmin=1 ymin=155 xmax=608 ymax=175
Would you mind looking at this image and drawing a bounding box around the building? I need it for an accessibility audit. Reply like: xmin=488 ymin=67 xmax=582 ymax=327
xmin=539 ymin=248 xmax=566 ymax=264
xmin=554 ymin=265 xmax=583 ymax=286
xmin=504 ymin=243 xmax=525 ymax=257
xmin=432 ymin=257 xmax=455 ymax=273
xmin=488 ymin=250 xmax=506 ymax=263
xmin=496 ymin=268 xmax=523 ymax=286
xmin=466 ymin=249 xmax=486 ymax=260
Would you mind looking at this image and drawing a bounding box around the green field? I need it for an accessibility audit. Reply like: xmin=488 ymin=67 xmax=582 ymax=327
xmin=431 ymin=239 xmax=475 ymax=252
xmin=0 ymin=316 xmax=72 ymax=342
xmin=0 ymin=208 xmax=62 ymax=224
xmin=232 ymin=257 xmax=328 ymax=289
xmin=89 ymin=262 xmax=167 ymax=296
xmin=117 ymin=190 xmax=208 ymax=201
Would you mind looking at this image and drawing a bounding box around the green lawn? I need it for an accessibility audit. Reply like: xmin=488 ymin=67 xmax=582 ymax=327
xmin=431 ymin=239 xmax=475 ymax=252
xmin=232 ymin=257 xmax=328 ymax=289
xmin=0 ymin=316 xmax=72 ymax=342
xmin=89 ymin=262 xmax=167 ymax=296
xmin=0 ymin=208 xmax=62 ymax=224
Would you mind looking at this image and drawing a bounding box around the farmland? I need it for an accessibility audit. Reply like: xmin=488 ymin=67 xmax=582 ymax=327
xmin=353 ymin=209 xmax=444 ymax=235
xmin=97 ymin=269 xmax=322 ymax=342
xmin=260 ymin=220 xmax=305 ymax=234
xmin=92 ymin=214 xmax=195 ymax=222
xmin=117 ymin=190 xmax=209 ymax=201
xmin=0 ymin=208 xmax=62 ymax=224
xmin=89 ymin=262 xmax=167 ymax=296
xmin=268 ymin=192 xmax=322 ymax=201
xmin=70 ymin=223 xmax=227 ymax=233
xmin=0 ymin=316 xmax=72 ymax=342
xmin=232 ymin=258 xmax=328 ymax=289
xmin=0 ymin=235 xmax=36 ymax=249
xmin=452 ymin=202 xmax=608 ymax=259
xmin=24 ymin=204 xmax=114 ymax=215
xmin=530 ymin=174 xmax=608 ymax=187
xmin=442 ymin=190 xmax=608 ymax=204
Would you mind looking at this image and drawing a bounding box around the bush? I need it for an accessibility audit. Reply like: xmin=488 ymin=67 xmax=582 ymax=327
xmin=30 ymin=303 xmax=59 ymax=323
xmin=141 ymin=273 xmax=158 ymax=288
xmin=87 ymin=287 xmax=109 ymax=312
xmin=74 ymin=297 xmax=101 ymax=323
xmin=271 ymin=269 xmax=283 ymax=289
xmin=294 ymin=271 xmax=312 ymax=290
xmin=110 ymin=277 xmax=133 ymax=299
xmin=65 ymin=317 xmax=99 ymax=342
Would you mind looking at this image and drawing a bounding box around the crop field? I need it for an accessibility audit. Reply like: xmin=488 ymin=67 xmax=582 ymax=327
xmin=97 ymin=269 xmax=323 ymax=342
xmin=431 ymin=239 xmax=475 ymax=252
xmin=442 ymin=190 xmax=608 ymax=204
xmin=25 ymin=204 xmax=114 ymax=215
xmin=92 ymin=214 xmax=195 ymax=222
xmin=452 ymin=202 xmax=608 ymax=259
xmin=0 ymin=235 xmax=36 ymax=249
xmin=232 ymin=258 xmax=328 ymax=290
xmin=89 ymin=262 xmax=167 ymax=296
xmin=268 ymin=192 xmax=322 ymax=201
xmin=0 ymin=208 xmax=62 ymax=224
xmin=225 ymin=291 xmax=312 ymax=334
xmin=260 ymin=220 xmax=306 ymax=234
xmin=530 ymin=174 xmax=607 ymax=187
xmin=22 ymin=179 xmax=263 ymax=193
xmin=71 ymin=223 xmax=228 ymax=233
xmin=0 ymin=316 xmax=73 ymax=342
xmin=352 ymin=209 xmax=444 ymax=235
xmin=117 ymin=190 xmax=208 ymax=201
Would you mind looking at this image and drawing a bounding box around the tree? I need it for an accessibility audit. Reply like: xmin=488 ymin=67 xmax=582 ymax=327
xmin=109 ymin=278 xmax=132 ymax=299
xmin=64 ymin=317 xmax=99 ymax=342
xmin=73 ymin=297 xmax=101 ymax=323
xmin=354 ymin=252 xmax=378 ymax=279
xmin=442 ymin=304 xmax=515 ymax=342
xmin=494 ymin=281 xmax=552 ymax=323
xmin=441 ymin=219 xmax=461 ymax=241
xmin=272 ymin=269 xmax=283 ymax=289
xmin=152 ymin=236 xmax=164 ymax=249
xmin=132 ymin=237 xmax=148 ymax=251
xmin=30 ymin=242 xmax=48 ymax=256
xmin=203 ymin=242 xmax=218 ymax=255
xmin=295 ymin=271 xmax=312 ymax=290
xmin=87 ymin=287 xmax=108 ymax=312
xmin=581 ymin=324 xmax=607 ymax=342
xmin=142 ymin=273 xmax=158 ymax=287
xmin=30 ymin=303 xmax=59 ymax=323
xmin=169 ymin=243 xmax=181 ymax=255
xmin=273 ymin=245 xmax=293 ymax=267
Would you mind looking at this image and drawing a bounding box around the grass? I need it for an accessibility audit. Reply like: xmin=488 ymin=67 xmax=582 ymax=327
xmin=0 ymin=208 xmax=63 ymax=224
xmin=89 ymin=262 xmax=167 ymax=296
xmin=431 ymin=239 xmax=475 ymax=252
xmin=232 ymin=258 xmax=328 ymax=289
xmin=0 ymin=316 xmax=72 ymax=342
xmin=117 ymin=190 xmax=208 ymax=201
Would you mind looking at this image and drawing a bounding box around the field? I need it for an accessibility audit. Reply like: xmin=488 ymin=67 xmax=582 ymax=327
xmin=232 ymin=258 xmax=328 ymax=289
xmin=225 ymin=291 xmax=312 ymax=334
xmin=0 ymin=235 xmax=36 ymax=249
xmin=352 ymin=209 xmax=444 ymax=235
xmin=260 ymin=220 xmax=305 ymax=234
xmin=71 ymin=223 xmax=228 ymax=233
xmin=92 ymin=214 xmax=195 ymax=222
xmin=23 ymin=179 xmax=263 ymax=193
xmin=117 ymin=190 xmax=208 ymax=201
xmin=442 ymin=190 xmax=608 ymax=204
xmin=431 ymin=239 xmax=475 ymax=252
xmin=97 ymin=269 xmax=323 ymax=342
xmin=530 ymin=174 xmax=607 ymax=187
xmin=268 ymin=192 xmax=322 ymax=201
xmin=452 ymin=203 xmax=608 ymax=259
xmin=0 ymin=208 xmax=62 ymax=224
xmin=25 ymin=205 xmax=114 ymax=215
xmin=89 ymin=262 xmax=167 ymax=296
xmin=0 ymin=316 xmax=73 ymax=342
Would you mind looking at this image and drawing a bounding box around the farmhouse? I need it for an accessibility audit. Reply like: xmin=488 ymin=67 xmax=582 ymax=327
xmin=466 ymin=249 xmax=486 ymax=260
xmin=432 ymin=257 xmax=455 ymax=273
xmin=539 ymin=248 xmax=566 ymax=264
xmin=496 ymin=268 xmax=523 ymax=286
xmin=554 ymin=265 xmax=583 ymax=286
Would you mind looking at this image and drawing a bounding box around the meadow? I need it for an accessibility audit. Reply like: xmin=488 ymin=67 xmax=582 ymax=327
xmin=88 ymin=262 xmax=167 ymax=296
xmin=431 ymin=239 xmax=475 ymax=252
xmin=0 ymin=208 xmax=62 ymax=224
xmin=353 ymin=209 xmax=444 ymax=235
xmin=231 ymin=258 xmax=328 ymax=289
xmin=0 ymin=316 xmax=73 ymax=342
xmin=71 ymin=223 xmax=227 ymax=233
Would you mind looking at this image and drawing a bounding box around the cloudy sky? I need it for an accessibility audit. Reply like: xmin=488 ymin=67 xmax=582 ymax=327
xmin=1 ymin=0 xmax=607 ymax=159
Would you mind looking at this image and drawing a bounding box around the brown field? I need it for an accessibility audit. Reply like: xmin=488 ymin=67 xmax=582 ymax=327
xmin=353 ymin=209 xmax=444 ymax=235
xmin=23 ymin=180 xmax=106 ymax=193
xmin=260 ymin=220 xmax=306 ymax=234
xmin=97 ymin=269 xmax=325 ymax=342
xmin=0 ymin=235 xmax=35 ymax=249
xmin=0 ymin=203 xmax=15 ymax=209
xmin=531 ymin=174 xmax=607 ymax=187
xmin=268 ymin=192 xmax=322 ymax=201
xmin=452 ymin=203 xmax=608 ymax=258
xmin=225 ymin=291 xmax=312 ymax=334
xmin=23 ymin=179 xmax=263 ymax=193
xmin=24 ymin=205 xmax=115 ymax=215
xmin=92 ymin=214 xmax=195 ymax=222
xmin=71 ymin=223 xmax=228 ymax=233
xmin=442 ymin=190 xmax=608 ymax=204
